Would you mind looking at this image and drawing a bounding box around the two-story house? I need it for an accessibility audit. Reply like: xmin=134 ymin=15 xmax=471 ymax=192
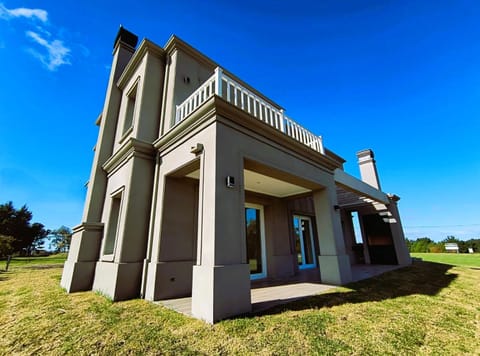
xmin=61 ymin=27 xmax=411 ymax=323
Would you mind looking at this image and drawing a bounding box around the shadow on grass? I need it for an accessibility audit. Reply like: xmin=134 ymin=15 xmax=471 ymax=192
xmin=0 ymin=270 xmax=10 ymax=281
xmin=252 ymin=261 xmax=457 ymax=317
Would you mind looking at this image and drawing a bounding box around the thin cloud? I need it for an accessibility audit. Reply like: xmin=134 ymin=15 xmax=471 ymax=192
xmin=26 ymin=31 xmax=70 ymax=71
xmin=0 ymin=3 xmax=48 ymax=22
xmin=0 ymin=3 xmax=73 ymax=71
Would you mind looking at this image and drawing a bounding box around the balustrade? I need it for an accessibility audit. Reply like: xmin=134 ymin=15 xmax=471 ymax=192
xmin=175 ymin=67 xmax=324 ymax=154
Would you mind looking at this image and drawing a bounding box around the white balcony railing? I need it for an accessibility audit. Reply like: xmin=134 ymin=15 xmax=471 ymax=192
xmin=175 ymin=67 xmax=325 ymax=155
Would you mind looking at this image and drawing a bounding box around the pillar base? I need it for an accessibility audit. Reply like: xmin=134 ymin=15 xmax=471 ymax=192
xmin=60 ymin=222 xmax=103 ymax=293
xmin=61 ymin=260 xmax=96 ymax=292
xmin=144 ymin=260 xmax=194 ymax=300
xmin=191 ymin=264 xmax=251 ymax=323
xmin=318 ymin=254 xmax=352 ymax=285
xmin=92 ymin=261 xmax=143 ymax=301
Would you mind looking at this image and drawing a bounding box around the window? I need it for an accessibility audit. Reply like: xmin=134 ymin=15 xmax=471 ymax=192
xmin=122 ymin=82 xmax=137 ymax=135
xmin=245 ymin=203 xmax=267 ymax=279
xmin=103 ymin=191 xmax=123 ymax=256
xmin=293 ymin=215 xmax=316 ymax=269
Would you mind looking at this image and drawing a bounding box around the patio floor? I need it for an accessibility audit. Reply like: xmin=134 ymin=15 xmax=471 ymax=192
xmin=157 ymin=264 xmax=403 ymax=317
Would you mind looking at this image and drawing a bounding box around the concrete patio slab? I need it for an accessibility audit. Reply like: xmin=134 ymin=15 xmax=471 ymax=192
xmin=156 ymin=264 xmax=404 ymax=317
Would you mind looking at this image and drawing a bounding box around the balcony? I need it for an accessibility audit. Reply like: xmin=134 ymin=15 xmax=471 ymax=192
xmin=175 ymin=68 xmax=325 ymax=155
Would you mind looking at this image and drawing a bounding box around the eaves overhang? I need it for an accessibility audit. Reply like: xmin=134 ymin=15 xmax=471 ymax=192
xmin=334 ymin=168 xmax=389 ymax=205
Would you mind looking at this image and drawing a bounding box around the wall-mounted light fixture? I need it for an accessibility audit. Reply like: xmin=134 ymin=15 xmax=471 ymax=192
xmin=190 ymin=143 xmax=204 ymax=154
xmin=226 ymin=176 xmax=235 ymax=188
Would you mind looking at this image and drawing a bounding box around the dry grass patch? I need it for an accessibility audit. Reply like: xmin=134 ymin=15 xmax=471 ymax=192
xmin=0 ymin=259 xmax=479 ymax=355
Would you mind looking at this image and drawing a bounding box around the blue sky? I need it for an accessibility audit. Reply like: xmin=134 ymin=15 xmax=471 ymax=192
xmin=0 ymin=0 xmax=479 ymax=241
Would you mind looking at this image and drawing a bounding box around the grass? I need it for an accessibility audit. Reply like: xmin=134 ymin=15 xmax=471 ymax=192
xmin=411 ymin=252 xmax=480 ymax=268
xmin=0 ymin=256 xmax=479 ymax=355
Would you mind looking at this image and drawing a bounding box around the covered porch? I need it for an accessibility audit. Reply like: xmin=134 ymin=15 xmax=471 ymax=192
xmin=143 ymin=68 xmax=410 ymax=323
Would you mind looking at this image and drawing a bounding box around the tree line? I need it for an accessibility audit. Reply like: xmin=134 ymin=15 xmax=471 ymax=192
xmin=0 ymin=201 xmax=72 ymax=258
xmin=406 ymin=236 xmax=480 ymax=253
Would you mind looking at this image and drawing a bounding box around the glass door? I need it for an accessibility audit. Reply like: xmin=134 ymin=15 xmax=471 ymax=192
xmin=245 ymin=204 xmax=266 ymax=279
xmin=293 ymin=215 xmax=316 ymax=269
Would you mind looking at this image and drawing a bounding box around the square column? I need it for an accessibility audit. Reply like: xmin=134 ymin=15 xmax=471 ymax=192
xmin=191 ymin=125 xmax=251 ymax=323
xmin=313 ymin=184 xmax=352 ymax=285
xmin=340 ymin=210 xmax=357 ymax=265
xmin=61 ymin=222 xmax=103 ymax=292
xmin=61 ymin=32 xmax=136 ymax=294
xmin=387 ymin=195 xmax=412 ymax=265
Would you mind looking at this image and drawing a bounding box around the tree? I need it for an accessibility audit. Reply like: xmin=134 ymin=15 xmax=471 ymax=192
xmin=0 ymin=201 xmax=49 ymax=256
xmin=0 ymin=234 xmax=15 ymax=258
xmin=464 ymin=238 xmax=480 ymax=252
xmin=409 ymin=237 xmax=435 ymax=253
xmin=51 ymin=226 xmax=72 ymax=253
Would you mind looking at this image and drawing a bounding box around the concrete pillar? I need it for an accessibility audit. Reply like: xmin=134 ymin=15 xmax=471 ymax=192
xmin=144 ymin=157 xmax=168 ymax=301
xmin=340 ymin=210 xmax=356 ymax=265
xmin=357 ymin=211 xmax=371 ymax=264
xmin=387 ymin=195 xmax=412 ymax=265
xmin=60 ymin=222 xmax=103 ymax=292
xmin=143 ymin=176 xmax=198 ymax=300
xmin=313 ymin=184 xmax=352 ymax=285
xmin=357 ymin=149 xmax=381 ymax=190
xmin=191 ymin=124 xmax=251 ymax=323
xmin=61 ymin=27 xmax=138 ymax=292
xmin=91 ymin=154 xmax=155 ymax=301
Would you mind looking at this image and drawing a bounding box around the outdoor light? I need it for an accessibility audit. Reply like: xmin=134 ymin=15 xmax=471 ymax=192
xmin=226 ymin=176 xmax=235 ymax=188
xmin=190 ymin=143 xmax=203 ymax=154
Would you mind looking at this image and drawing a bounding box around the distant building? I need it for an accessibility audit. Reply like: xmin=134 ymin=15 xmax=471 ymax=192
xmin=445 ymin=243 xmax=459 ymax=253
xmin=61 ymin=27 xmax=411 ymax=323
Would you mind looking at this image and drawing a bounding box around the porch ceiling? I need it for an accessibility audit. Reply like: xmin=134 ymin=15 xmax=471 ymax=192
xmin=185 ymin=169 xmax=311 ymax=198
xmin=244 ymin=169 xmax=310 ymax=197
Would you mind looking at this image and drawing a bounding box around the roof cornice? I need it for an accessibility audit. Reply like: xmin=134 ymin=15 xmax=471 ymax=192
xmin=102 ymin=137 xmax=155 ymax=176
xmin=117 ymin=38 xmax=166 ymax=89
xmin=164 ymin=34 xmax=217 ymax=70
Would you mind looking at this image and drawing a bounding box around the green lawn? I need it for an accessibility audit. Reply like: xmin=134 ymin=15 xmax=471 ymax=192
xmin=2 ymin=253 xmax=67 ymax=270
xmin=1 ymin=256 xmax=479 ymax=355
xmin=411 ymin=252 xmax=480 ymax=268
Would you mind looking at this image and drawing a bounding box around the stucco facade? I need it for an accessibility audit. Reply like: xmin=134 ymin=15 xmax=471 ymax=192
xmin=61 ymin=27 xmax=411 ymax=323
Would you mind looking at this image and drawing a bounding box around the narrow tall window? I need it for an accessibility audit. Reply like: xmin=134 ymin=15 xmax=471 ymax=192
xmin=103 ymin=193 xmax=122 ymax=255
xmin=293 ymin=215 xmax=316 ymax=269
xmin=245 ymin=203 xmax=266 ymax=279
xmin=123 ymin=85 xmax=137 ymax=135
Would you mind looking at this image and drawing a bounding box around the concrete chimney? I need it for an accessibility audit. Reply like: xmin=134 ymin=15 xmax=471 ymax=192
xmin=357 ymin=149 xmax=381 ymax=190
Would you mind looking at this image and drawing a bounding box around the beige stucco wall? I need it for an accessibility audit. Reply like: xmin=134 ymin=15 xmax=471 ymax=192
xmin=161 ymin=49 xmax=214 ymax=133
xmin=92 ymin=150 xmax=155 ymax=300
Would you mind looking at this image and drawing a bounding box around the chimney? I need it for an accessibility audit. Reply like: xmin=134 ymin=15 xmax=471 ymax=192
xmin=113 ymin=26 xmax=138 ymax=50
xmin=357 ymin=149 xmax=381 ymax=190
xmin=110 ymin=26 xmax=138 ymax=83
